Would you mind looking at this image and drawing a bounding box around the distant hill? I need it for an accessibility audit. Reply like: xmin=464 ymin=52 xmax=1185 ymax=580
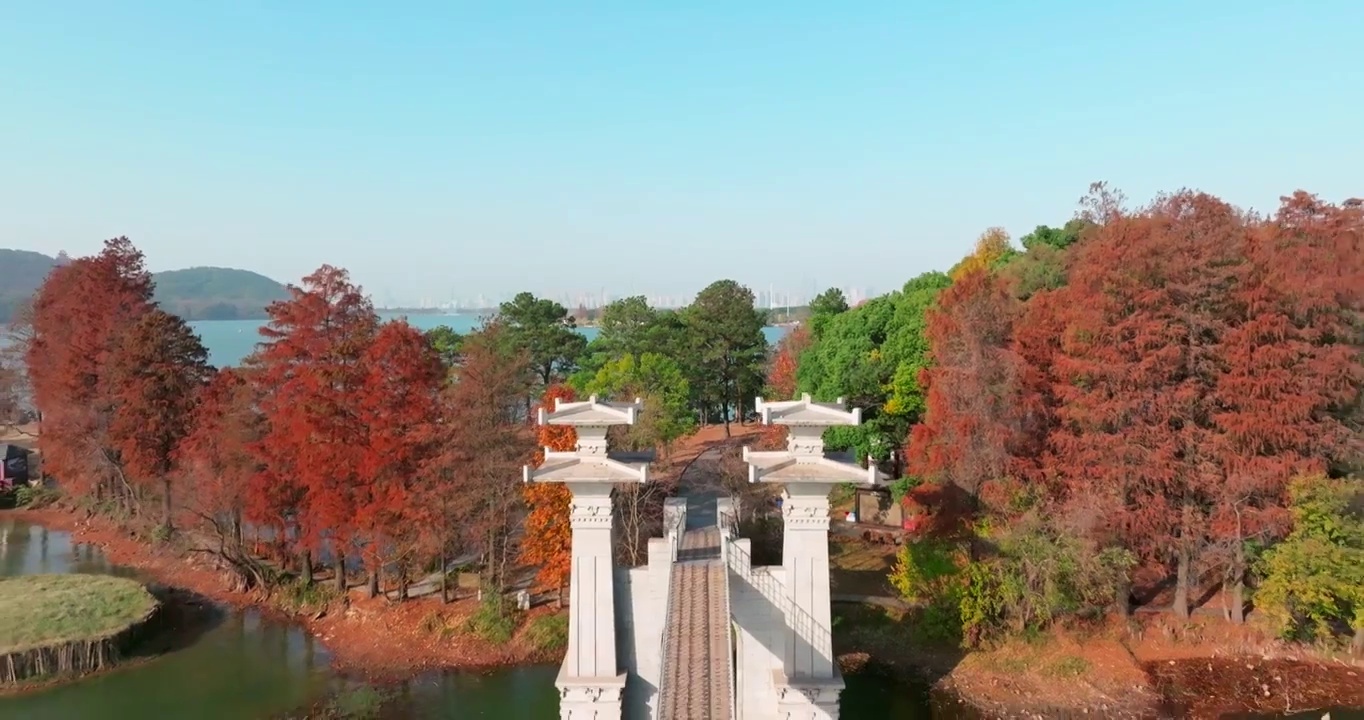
xmin=0 ymin=249 xmax=62 ymax=321
xmin=151 ymin=267 xmax=290 ymax=321
xmin=0 ymin=251 xmax=290 ymax=322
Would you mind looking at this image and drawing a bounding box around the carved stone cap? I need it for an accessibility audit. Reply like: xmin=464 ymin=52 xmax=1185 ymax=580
xmin=538 ymin=394 xmax=643 ymax=427
xmin=556 ymin=670 xmax=628 ymax=704
xmin=755 ymin=393 xmax=862 ymax=427
xmin=772 ymin=668 xmax=844 ymax=707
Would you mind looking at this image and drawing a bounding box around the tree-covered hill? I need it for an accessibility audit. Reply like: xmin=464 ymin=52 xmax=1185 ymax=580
xmin=151 ymin=266 xmax=290 ymax=320
xmin=0 ymin=251 xmax=288 ymax=322
xmin=0 ymin=249 xmax=63 ymax=321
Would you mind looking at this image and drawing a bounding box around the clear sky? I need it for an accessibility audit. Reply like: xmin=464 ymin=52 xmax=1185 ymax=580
xmin=2 ymin=2 xmax=1360 ymax=305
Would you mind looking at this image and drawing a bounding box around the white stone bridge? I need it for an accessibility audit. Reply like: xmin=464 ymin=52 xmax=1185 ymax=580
xmin=524 ymin=394 xmax=884 ymax=720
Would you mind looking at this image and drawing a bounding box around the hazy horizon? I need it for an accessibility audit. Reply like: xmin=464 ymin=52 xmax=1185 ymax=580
xmin=4 ymin=2 xmax=1361 ymax=306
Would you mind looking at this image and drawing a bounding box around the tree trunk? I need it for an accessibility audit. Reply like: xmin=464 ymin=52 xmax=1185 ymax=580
xmin=367 ymin=568 xmax=379 ymax=599
xmin=231 ymin=512 xmax=243 ymax=552
xmin=440 ymin=553 xmax=449 ymax=604
xmin=1229 ymin=540 xmax=1246 ymax=624
xmin=300 ymin=549 xmax=313 ymax=585
xmin=334 ymin=553 xmax=346 ymax=593
xmin=1173 ymin=546 xmax=1191 ymax=620
xmin=722 ymin=396 xmax=732 ymax=437
xmin=1114 ymin=568 xmax=1131 ymax=618
xmin=1352 ymin=625 xmax=1363 ymax=656
xmin=161 ymin=477 xmax=173 ymax=534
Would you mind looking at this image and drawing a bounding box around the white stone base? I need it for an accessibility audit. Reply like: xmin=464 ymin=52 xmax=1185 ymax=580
xmin=772 ymin=669 xmax=844 ymax=720
xmin=557 ymin=670 xmax=627 ymax=720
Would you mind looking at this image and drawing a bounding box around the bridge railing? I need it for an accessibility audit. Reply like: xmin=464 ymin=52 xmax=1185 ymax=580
xmin=717 ymin=502 xmax=835 ymax=673
xmin=717 ymin=504 xmax=738 ymax=720
xmin=654 ymin=498 xmax=686 ymax=716
xmin=663 ymin=497 xmax=687 ymax=562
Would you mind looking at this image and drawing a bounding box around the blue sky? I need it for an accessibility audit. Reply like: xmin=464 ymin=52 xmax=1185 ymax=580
xmin=2 ymin=1 xmax=1360 ymax=305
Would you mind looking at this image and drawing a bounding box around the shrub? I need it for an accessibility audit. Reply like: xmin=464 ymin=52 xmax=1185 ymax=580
xmin=14 ymin=485 xmax=59 ymax=509
xmin=888 ymin=538 xmax=966 ymax=642
xmin=958 ymin=524 xmax=1133 ymax=647
xmin=466 ymin=592 xmax=520 ymax=645
xmin=1255 ymin=475 xmax=1364 ymax=646
xmin=277 ymin=577 xmax=338 ymax=613
xmin=526 ymin=613 xmax=569 ymax=652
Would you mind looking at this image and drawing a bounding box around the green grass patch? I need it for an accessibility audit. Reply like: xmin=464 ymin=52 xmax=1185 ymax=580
xmin=0 ymin=574 xmax=158 ymax=653
xmin=1046 ymin=655 xmax=1091 ymax=678
xmin=465 ymin=593 xmax=520 ymax=645
xmin=526 ymin=613 xmax=569 ymax=652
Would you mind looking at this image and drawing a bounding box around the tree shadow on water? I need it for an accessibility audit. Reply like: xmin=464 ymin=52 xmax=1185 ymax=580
xmin=129 ymin=585 xmax=228 ymax=659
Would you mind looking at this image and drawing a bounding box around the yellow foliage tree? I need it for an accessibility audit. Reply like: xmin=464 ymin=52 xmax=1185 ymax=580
xmin=948 ymin=227 xmax=1014 ymax=281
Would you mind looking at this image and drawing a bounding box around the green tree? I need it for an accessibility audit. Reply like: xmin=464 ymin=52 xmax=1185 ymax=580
xmin=424 ymin=325 xmax=464 ymax=368
xmin=498 ymin=292 xmax=588 ymax=386
xmin=684 ymin=280 xmax=768 ymax=436
xmin=881 ymin=272 xmax=952 ymax=424
xmin=1018 ymin=218 xmax=1090 ymax=251
xmin=1256 ymin=475 xmax=1364 ymax=652
xmin=596 ymin=296 xmax=658 ymax=357
xmin=793 ymin=274 xmax=955 ymax=465
xmin=584 ymin=352 xmax=696 ymax=455
xmin=809 ymin=287 xmax=850 ymax=337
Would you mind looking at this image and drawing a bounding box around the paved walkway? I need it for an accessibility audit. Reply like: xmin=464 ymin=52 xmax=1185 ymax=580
xmin=658 ymin=446 xmax=734 ymax=720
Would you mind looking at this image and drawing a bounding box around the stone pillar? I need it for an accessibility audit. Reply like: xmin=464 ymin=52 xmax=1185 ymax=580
xmin=780 ymin=483 xmax=836 ymax=679
xmin=524 ymin=396 xmax=647 ymax=720
xmin=559 ymin=481 xmax=626 ymax=719
xmin=565 ymin=482 xmax=617 ymax=678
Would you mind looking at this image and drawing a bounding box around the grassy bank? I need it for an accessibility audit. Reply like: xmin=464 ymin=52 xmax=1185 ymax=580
xmin=0 ymin=575 xmax=158 ymax=653
xmin=0 ymin=574 xmax=160 ymax=682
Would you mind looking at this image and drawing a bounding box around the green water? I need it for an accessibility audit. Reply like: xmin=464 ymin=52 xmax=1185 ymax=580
xmin=0 ymin=518 xmax=561 ymax=719
xmin=10 ymin=517 xmax=1347 ymax=719
xmin=0 ymin=518 xmax=924 ymax=719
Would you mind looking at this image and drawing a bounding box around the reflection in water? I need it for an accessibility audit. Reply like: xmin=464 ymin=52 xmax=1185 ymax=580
xmin=1 ymin=516 xmax=1147 ymax=720
xmin=0 ymin=517 xmax=565 ymax=720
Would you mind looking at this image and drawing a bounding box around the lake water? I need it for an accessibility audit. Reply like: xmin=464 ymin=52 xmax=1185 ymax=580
xmin=0 ymin=517 xmax=932 ymax=719
xmin=189 ymin=314 xmax=790 ymax=368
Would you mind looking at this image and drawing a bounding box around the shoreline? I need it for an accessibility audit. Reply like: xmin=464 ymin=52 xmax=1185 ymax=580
xmin=8 ymin=507 xmax=1364 ymax=718
xmin=832 ymin=602 xmax=1364 ymax=720
xmin=3 ymin=506 xmax=557 ymax=683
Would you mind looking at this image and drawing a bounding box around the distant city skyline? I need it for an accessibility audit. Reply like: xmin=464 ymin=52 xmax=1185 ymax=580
xmin=378 ymin=283 xmax=876 ymax=312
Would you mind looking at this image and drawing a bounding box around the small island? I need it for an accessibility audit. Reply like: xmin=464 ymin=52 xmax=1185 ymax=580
xmin=0 ymin=574 xmax=160 ymax=683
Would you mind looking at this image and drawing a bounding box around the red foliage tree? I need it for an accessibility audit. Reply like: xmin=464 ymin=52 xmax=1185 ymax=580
xmin=174 ymin=368 xmax=269 ymax=590
xmin=26 ymin=238 xmax=156 ymax=507
xmin=908 ymin=268 xmax=1034 ymax=520
xmin=353 ymin=320 xmax=445 ymax=598
xmin=759 ymin=325 xmax=812 ymax=450
xmin=1203 ymin=193 xmax=1364 ymax=621
xmin=766 ymin=325 xmax=810 ymax=400
xmin=249 ymin=265 xmax=378 ymax=588
xmin=1050 ymin=192 xmax=1252 ymax=618
xmin=521 ymin=385 xmax=578 ymax=603
xmin=1007 ymin=287 xmax=1070 ymax=491
xmin=105 ymin=308 xmax=213 ymax=531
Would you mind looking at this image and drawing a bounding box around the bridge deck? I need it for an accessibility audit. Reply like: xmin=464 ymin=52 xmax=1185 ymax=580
xmin=658 ymin=528 xmax=732 ymax=720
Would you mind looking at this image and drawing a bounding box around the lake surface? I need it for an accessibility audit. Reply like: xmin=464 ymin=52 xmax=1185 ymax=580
xmin=0 ymin=517 xmax=928 ymax=719
xmin=189 ymin=313 xmax=791 ymax=368
xmin=0 ymin=517 xmax=562 ymax=719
